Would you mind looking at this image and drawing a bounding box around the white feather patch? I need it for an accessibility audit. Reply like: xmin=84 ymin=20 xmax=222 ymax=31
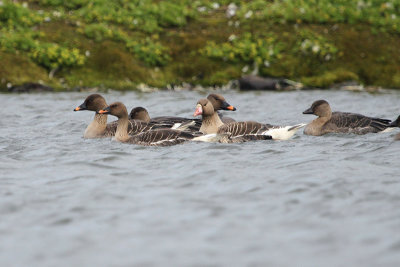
xmin=171 ymin=123 xmax=182 ymax=130
xmin=262 ymin=123 xmax=306 ymax=140
xmin=192 ymin=134 xmax=221 ymax=143
xmin=380 ymin=127 xmax=395 ymax=133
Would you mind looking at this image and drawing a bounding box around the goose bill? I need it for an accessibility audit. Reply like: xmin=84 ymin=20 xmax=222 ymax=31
xmin=221 ymin=101 xmax=236 ymax=111
xmin=74 ymin=103 xmax=87 ymax=111
xmin=303 ymin=107 xmax=313 ymax=114
xmin=193 ymin=104 xmax=203 ymax=116
xmin=97 ymin=107 xmax=110 ymax=114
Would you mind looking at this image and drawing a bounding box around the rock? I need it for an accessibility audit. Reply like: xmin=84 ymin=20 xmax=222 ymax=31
xmin=238 ymin=75 xmax=303 ymax=91
xmin=329 ymin=81 xmax=364 ymax=91
xmin=9 ymin=83 xmax=54 ymax=93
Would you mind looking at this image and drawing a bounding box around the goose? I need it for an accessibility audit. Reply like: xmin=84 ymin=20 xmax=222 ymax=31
xmin=129 ymin=107 xmax=151 ymax=123
xmin=73 ymin=94 xmax=116 ymax=138
xmin=193 ymin=98 xmax=305 ymax=141
xmin=74 ymin=94 xmax=182 ymax=138
xmin=303 ymin=100 xmax=394 ymax=135
xmin=128 ymin=94 xmax=237 ymax=131
xmin=388 ymin=115 xmax=400 ymax=140
xmin=98 ymin=102 xmax=195 ymax=146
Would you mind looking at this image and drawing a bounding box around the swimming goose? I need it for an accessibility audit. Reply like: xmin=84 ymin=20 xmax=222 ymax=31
xmin=303 ymin=100 xmax=393 ymax=135
xmin=98 ymin=102 xmax=194 ymax=146
xmin=389 ymin=115 xmax=400 ymax=140
xmin=73 ymin=94 xmax=116 ymax=138
xmin=128 ymin=94 xmax=237 ymax=130
xmin=74 ymin=94 xmax=180 ymax=138
xmin=193 ymin=98 xmax=304 ymax=141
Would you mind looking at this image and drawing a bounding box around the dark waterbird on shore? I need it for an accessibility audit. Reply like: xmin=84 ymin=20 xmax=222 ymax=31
xmin=303 ymin=100 xmax=397 ymax=136
xmin=98 ymin=102 xmax=195 ymax=146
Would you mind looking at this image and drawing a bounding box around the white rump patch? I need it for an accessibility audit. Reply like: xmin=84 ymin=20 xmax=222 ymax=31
xmin=380 ymin=127 xmax=395 ymax=133
xmin=262 ymin=123 xmax=306 ymax=140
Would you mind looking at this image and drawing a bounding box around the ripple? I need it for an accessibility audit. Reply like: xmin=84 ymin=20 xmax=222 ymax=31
xmin=1 ymin=90 xmax=400 ymax=267
xmin=50 ymin=218 xmax=73 ymax=226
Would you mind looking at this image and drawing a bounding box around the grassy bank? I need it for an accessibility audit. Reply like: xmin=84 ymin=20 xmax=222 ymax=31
xmin=1 ymin=0 xmax=400 ymax=91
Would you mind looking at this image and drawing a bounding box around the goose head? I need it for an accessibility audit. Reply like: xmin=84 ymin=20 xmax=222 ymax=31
xmin=74 ymin=94 xmax=107 ymax=112
xmin=193 ymin=98 xmax=215 ymax=117
xmin=129 ymin=107 xmax=150 ymax=122
xmin=98 ymin=102 xmax=128 ymax=119
xmin=303 ymin=99 xmax=332 ymax=117
xmin=207 ymin=94 xmax=236 ymax=111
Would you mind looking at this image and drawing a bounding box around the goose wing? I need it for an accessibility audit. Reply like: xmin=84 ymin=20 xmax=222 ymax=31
xmin=104 ymin=123 xmax=117 ymax=137
xmin=331 ymin=112 xmax=390 ymax=133
xmin=217 ymin=121 xmax=270 ymax=136
xmin=131 ymin=129 xmax=194 ymax=146
xmin=150 ymin=116 xmax=201 ymax=132
xmin=228 ymin=134 xmax=272 ymax=143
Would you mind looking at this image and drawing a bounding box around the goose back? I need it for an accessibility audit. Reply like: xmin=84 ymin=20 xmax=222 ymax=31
xmin=150 ymin=116 xmax=202 ymax=132
xmin=129 ymin=107 xmax=201 ymax=132
xmin=218 ymin=121 xmax=273 ymax=136
xmin=129 ymin=129 xmax=194 ymax=146
xmin=107 ymin=119 xmax=161 ymax=136
xmin=325 ymin=112 xmax=391 ymax=134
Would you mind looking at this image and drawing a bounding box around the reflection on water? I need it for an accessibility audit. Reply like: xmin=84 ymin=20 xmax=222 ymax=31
xmin=1 ymin=89 xmax=400 ymax=266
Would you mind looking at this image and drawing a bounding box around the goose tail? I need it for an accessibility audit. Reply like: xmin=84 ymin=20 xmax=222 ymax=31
xmin=263 ymin=123 xmax=306 ymax=140
xmin=388 ymin=115 xmax=400 ymax=128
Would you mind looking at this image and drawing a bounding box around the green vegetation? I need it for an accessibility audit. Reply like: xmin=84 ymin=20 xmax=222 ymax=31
xmin=1 ymin=0 xmax=400 ymax=91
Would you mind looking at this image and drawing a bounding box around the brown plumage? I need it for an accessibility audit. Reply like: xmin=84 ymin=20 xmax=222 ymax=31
xmin=74 ymin=94 xmax=186 ymax=138
xmin=129 ymin=106 xmax=202 ymax=132
xmin=129 ymin=107 xmax=151 ymax=123
xmin=194 ymin=98 xmax=304 ymax=141
xmin=207 ymin=93 xmax=237 ymax=123
xmin=218 ymin=121 xmax=274 ymax=136
xmin=73 ymin=94 xmax=116 ymax=138
xmin=303 ymin=100 xmax=393 ymax=136
xmin=98 ymin=102 xmax=194 ymax=146
xmin=193 ymin=98 xmax=273 ymax=142
xmin=127 ymin=94 xmax=237 ymax=131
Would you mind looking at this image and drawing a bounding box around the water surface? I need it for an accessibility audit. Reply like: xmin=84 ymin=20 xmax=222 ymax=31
xmin=1 ymin=89 xmax=399 ymax=266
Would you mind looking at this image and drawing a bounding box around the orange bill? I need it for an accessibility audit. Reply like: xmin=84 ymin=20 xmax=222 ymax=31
xmin=98 ymin=109 xmax=108 ymax=114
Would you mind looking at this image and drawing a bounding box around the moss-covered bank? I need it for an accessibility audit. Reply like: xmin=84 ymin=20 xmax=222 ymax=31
xmin=1 ymin=0 xmax=400 ymax=91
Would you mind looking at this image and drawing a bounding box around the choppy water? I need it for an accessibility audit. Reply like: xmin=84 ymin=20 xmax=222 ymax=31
xmin=1 ymin=89 xmax=400 ymax=267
